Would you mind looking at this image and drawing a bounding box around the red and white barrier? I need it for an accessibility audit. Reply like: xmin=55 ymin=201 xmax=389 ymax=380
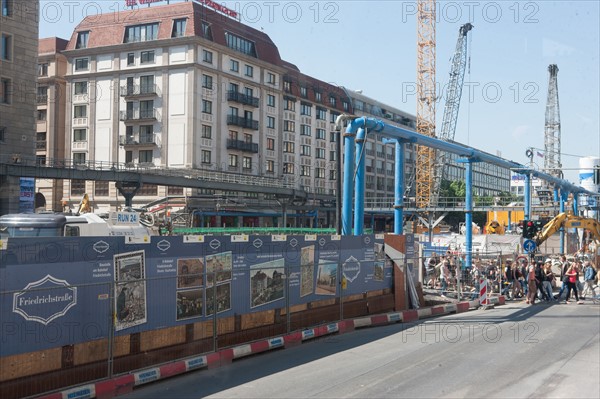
xmin=479 ymin=278 xmax=489 ymax=306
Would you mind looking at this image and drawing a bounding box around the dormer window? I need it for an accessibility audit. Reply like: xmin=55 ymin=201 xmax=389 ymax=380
xmin=124 ymin=22 xmax=159 ymax=43
xmin=224 ymin=32 xmax=256 ymax=57
xmin=76 ymin=31 xmax=89 ymax=49
xmin=172 ymin=18 xmax=187 ymax=38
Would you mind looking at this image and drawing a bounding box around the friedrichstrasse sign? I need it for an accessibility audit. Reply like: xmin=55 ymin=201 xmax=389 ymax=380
xmin=13 ymin=275 xmax=78 ymax=325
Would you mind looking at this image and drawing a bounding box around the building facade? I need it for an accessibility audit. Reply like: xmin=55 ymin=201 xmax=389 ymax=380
xmin=0 ymin=0 xmax=39 ymax=214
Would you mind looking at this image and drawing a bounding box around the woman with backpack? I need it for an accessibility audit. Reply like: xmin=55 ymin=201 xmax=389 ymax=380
xmin=581 ymin=261 xmax=598 ymax=299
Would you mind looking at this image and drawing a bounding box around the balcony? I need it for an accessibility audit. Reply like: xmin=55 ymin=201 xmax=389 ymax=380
xmin=120 ymin=84 xmax=160 ymax=98
xmin=227 ymin=90 xmax=259 ymax=107
xmin=119 ymin=133 xmax=156 ymax=146
xmin=226 ymin=115 xmax=259 ymax=130
xmin=226 ymin=139 xmax=259 ymax=153
xmin=120 ymin=109 xmax=160 ymax=122
xmin=37 ymin=95 xmax=48 ymax=104
xmin=36 ymin=141 xmax=46 ymax=150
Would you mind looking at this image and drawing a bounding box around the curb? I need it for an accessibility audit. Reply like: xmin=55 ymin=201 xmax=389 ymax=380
xmin=38 ymin=296 xmax=505 ymax=399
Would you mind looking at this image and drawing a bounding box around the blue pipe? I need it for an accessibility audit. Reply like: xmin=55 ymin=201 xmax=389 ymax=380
xmin=383 ymin=138 xmax=406 ymax=234
xmin=573 ymin=194 xmax=579 ymax=215
xmin=342 ymin=129 xmax=356 ymax=235
xmin=354 ymin=127 xmax=367 ymax=235
xmin=524 ymin=174 xmax=531 ymax=221
xmin=464 ymin=159 xmax=474 ymax=270
xmin=559 ymin=190 xmax=565 ymax=254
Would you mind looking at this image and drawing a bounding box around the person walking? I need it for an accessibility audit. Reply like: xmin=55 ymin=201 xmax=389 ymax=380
xmin=555 ymin=255 xmax=570 ymax=300
xmin=542 ymin=260 xmax=555 ymax=302
xmin=440 ymin=259 xmax=451 ymax=298
xmin=581 ymin=260 xmax=598 ymax=299
xmin=526 ymin=263 xmax=537 ymax=305
xmin=564 ymin=262 xmax=583 ymax=304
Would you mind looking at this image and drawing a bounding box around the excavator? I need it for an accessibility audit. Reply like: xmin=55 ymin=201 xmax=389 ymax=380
xmin=533 ymin=212 xmax=600 ymax=249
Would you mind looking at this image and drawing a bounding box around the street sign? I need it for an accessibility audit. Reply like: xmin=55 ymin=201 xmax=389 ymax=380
xmin=523 ymin=239 xmax=537 ymax=254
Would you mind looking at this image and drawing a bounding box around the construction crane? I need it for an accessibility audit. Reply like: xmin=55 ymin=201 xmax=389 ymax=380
xmin=544 ymin=64 xmax=562 ymax=180
xmin=430 ymin=22 xmax=474 ymax=206
xmin=415 ymin=0 xmax=436 ymax=209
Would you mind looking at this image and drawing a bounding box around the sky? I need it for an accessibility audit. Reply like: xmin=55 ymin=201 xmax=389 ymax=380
xmin=38 ymin=0 xmax=600 ymax=184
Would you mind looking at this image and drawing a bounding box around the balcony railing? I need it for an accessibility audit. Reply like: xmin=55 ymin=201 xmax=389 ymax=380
xmin=36 ymin=141 xmax=46 ymax=150
xmin=119 ymin=134 xmax=156 ymax=146
xmin=226 ymin=115 xmax=259 ymax=130
xmin=227 ymin=90 xmax=259 ymax=107
xmin=120 ymin=84 xmax=160 ymax=97
xmin=37 ymin=95 xmax=48 ymax=104
xmin=119 ymin=109 xmax=160 ymax=122
xmin=226 ymin=139 xmax=259 ymax=153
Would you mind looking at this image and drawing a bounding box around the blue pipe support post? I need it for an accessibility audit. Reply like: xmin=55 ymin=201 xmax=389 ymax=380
xmin=354 ymin=127 xmax=367 ymax=235
xmin=559 ymin=189 xmax=566 ymax=254
xmin=383 ymin=138 xmax=406 ymax=234
xmin=342 ymin=129 xmax=356 ymax=235
xmin=524 ymin=174 xmax=532 ymax=221
xmin=463 ymin=158 xmax=474 ymax=269
xmin=573 ymin=195 xmax=579 ymax=215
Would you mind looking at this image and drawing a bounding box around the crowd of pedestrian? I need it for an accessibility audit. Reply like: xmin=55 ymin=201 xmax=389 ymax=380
xmin=422 ymin=251 xmax=599 ymax=305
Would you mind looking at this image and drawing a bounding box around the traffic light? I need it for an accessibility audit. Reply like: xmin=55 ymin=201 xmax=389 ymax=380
xmin=533 ymin=220 xmax=545 ymax=235
xmin=522 ymin=220 xmax=535 ymax=239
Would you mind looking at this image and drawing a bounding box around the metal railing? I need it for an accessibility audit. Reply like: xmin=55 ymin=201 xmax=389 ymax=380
xmin=227 ymin=115 xmax=259 ymax=130
xmin=226 ymin=139 xmax=259 ymax=153
xmin=119 ymin=109 xmax=160 ymax=121
xmin=227 ymin=90 xmax=259 ymax=107
xmin=120 ymin=84 xmax=160 ymax=97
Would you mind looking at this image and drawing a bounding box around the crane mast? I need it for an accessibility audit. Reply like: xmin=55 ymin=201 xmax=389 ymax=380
xmin=430 ymin=22 xmax=473 ymax=206
xmin=415 ymin=0 xmax=436 ymax=208
xmin=544 ymin=64 xmax=562 ymax=180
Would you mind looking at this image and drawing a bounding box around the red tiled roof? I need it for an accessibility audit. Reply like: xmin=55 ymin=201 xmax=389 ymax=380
xmin=39 ymin=37 xmax=69 ymax=55
xmin=66 ymin=2 xmax=282 ymax=65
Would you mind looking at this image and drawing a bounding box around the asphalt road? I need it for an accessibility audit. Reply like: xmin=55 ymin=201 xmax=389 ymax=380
xmin=123 ymin=301 xmax=600 ymax=398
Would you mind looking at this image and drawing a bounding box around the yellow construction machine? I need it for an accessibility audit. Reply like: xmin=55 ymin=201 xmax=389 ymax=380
xmin=534 ymin=212 xmax=600 ymax=249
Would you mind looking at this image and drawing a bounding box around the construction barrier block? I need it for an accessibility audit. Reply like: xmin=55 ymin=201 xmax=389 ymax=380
xmin=159 ymin=361 xmax=186 ymax=379
xmin=456 ymin=302 xmax=470 ymax=313
xmin=444 ymin=303 xmax=457 ymax=313
xmin=219 ymin=348 xmax=235 ymax=365
xmin=431 ymin=306 xmax=446 ymax=315
xmin=133 ymin=368 xmax=160 ymax=386
xmin=402 ymin=310 xmax=419 ymax=322
xmin=37 ymin=393 xmax=62 ymax=399
xmin=370 ymin=314 xmax=390 ymax=326
xmin=387 ymin=312 xmax=402 ymax=323
xmin=268 ymin=336 xmax=284 ymax=349
xmin=417 ymin=308 xmax=433 ymax=318
xmin=206 ymin=352 xmax=221 ymax=369
xmin=185 ymin=355 xmax=208 ymax=371
xmin=97 ymin=375 xmax=135 ymax=399
xmin=284 ymin=331 xmax=303 ymax=347
xmin=338 ymin=319 xmax=355 ymax=334
xmin=60 ymin=384 xmax=96 ymax=399
xmin=353 ymin=317 xmax=373 ymax=328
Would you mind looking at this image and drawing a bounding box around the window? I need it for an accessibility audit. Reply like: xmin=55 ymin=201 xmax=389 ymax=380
xmin=330 ymin=150 xmax=337 ymax=161
xmin=74 ymin=105 xmax=87 ymax=118
xmin=283 ymin=120 xmax=295 ymax=132
xmin=38 ymin=63 xmax=48 ymax=76
xmin=243 ymin=156 xmax=252 ymax=169
xmin=266 ymin=160 xmax=274 ymax=173
xmin=125 ymin=151 xmax=133 ymax=164
xmin=316 ymin=128 xmax=326 ymax=140
xmin=330 ymin=112 xmax=339 ymax=123
xmin=139 ymin=150 xmax=153 ymax=163
xmin=74 ymin=81 xmax=88 ymax=95
xmin=300 ymin=86 xmax=307 ymax=98
xmin=230 ymin=59 xmax=239 ymax=72
xmin=301 ymin=165 xmax=311 ymax=176
xmin=300 ymin=125 xmax=311 ymax=136
xmin=202 ymin=74 xmax=213 ymax=89
xmin=201 ymin=125 xmax=212 ymax=139
xmin=284 ymin=98 xmax=295 ymax=111
xmin=300 ymin=145 xmax=311 ymax=156
xmin=300 ymin=103 xmax=311 ymax=116
xmin=124 ymin=23 xmax=159 ymax=43
xmin=316 ymin=168 xmax=325 ymax=179
xmin=202 ymin=50 xmax=213 ymax=64
xmin=73 ymin=128 xmax=87 ymax=142
xmin=329 ymin=96 xmax=337 ymax=107
xmin=228 ymin=154 xmax=238 ymax=167
xmin=140 ymin=125 xmax=153 ymax=142
xmin=316 ymin=148 xmax=325 ymax=159
xmin=202 ymin=100 xmax=212 ymax=114
xmin=330 ymin=170 xmax=337 ymax=180
xmin=267 ymin=116 xmax=275 ymax=129
xmin=229 ymin=130 xmax=238 ymax=140
xmin=71 ymin=180 xmax=85 ymax=196
xmin=37 ymin=110 xmax=47 ymax=121
xmin=283 ymin=141 xmax=294 ymax=153
xmin=37 ymin=86 xmax=48 ymax=103
xmin=140 ymin=100 xmax=154 ymax=118
xmin=224 ymin=32 xmax=257 ymax=57
xmin=244 ymin=133 xmax=252 ymax=143
xmin=266 ymin=138 xmax=275 ymax=150
xmin=244 ymin=87 xmax=254 ymax=98
xmin=283 ymin=81 xmax=291 ymax=92
xmin=267 ymin=94 xmax=275 ymax=107
xmin=75 ymin=58 xmax=89 ymax=71
xmin=229 ymin=106 xmax=239 ymax=117
xmin=127 ymin=53 xmax=135 ymax=66
xmin=330 ymin=132 xmax=338 ymax=142
xmin=201 ymin=150 xmax=211 ymax=164
xmin=1 ymin=33 xmax=12 ymax=61
xmin=316 ymin=108 xmax=326 ymax=120
xmin=267 ymin=72 xmax=276 ymax=84
xmin=0 ymin=78 xmax=11 ymax=104
xmin=2 ymin=0 xmax=12 ymax=17
xmin=140 ymin=50 xmax=155 ymax=64
xmin=315 ymin=91 xmax=322 ymax=102
xmin=140 ymin=75 xmax=154 ymax=93
xmin=172 ymin=18 xmax=187 ymax=38
xmin=283 ymin=163 xmax=294 ymax=174
xmin=0 ymin=126 xmax=5 ymax=141
xmin=244 ymin=64 xmax=253 ymax=77
xmin=73 ymin=152 xmax=86 ymax=165
xmin=75 ymin=31 xmax=89 ymax=49
xmin=201 ymin=21 xmax=212 ymax=40
xmin=36 ymin=155 xmax=47 ymax=166
xmin=342 ymin=101 xmax=349 ymax=111
xmin=95 ymin=181 xmax=109 ymax=197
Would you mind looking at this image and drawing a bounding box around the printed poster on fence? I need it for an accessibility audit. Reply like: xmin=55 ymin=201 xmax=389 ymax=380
xmin=114 ymin=250 xmax=148 ymax=331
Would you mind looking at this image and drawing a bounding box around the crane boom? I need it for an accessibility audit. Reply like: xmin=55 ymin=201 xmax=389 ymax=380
xmin=431 ymin=22 xmax=473 ymax=206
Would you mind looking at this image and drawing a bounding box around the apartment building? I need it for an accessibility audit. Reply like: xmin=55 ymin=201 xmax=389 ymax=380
xmin=0 ymin=0 xmax=39 ymax=214
xmin=36 ymin=37 xmax=69 ymax=212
